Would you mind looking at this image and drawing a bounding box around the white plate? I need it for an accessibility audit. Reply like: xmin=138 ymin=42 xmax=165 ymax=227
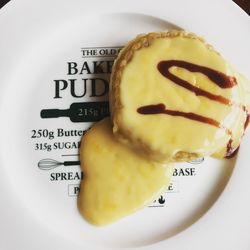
xmin=0 ymin=0 xmax=250 ymax=249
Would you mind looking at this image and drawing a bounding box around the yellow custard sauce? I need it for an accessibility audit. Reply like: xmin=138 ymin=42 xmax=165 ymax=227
xmin=78 ymin=118 xmax=173 ymax=226
xmin=111 ymin=31 xmax=249 ymax=162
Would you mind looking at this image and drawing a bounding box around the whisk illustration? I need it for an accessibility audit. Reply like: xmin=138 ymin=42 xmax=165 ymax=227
xmin=38 ymin=158 xmax=80 ymax=170
xmin=38 ymin=157 xmax=203 ymax=171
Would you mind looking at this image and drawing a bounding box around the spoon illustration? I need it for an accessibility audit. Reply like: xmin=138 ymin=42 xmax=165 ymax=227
xmin=38 ymin=158 xmax=80 ymax=170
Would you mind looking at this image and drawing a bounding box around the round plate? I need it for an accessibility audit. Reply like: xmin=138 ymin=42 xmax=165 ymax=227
xmin=0 ymin=0 xmax=250 ymax=249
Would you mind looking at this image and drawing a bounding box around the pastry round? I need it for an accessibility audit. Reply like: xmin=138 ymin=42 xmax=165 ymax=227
xmin=110 ymin=30 xmax=249 ymax=162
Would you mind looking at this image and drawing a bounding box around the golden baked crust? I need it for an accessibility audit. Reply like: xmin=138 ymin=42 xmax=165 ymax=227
xmin=110 ymin=30 xmax=218 ymax=162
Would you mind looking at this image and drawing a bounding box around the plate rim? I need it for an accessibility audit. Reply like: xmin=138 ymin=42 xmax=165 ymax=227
xmin=0 ymin=0 xmax=250 ymax=250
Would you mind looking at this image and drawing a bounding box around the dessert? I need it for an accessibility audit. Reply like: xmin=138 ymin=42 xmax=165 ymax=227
xmin=78 ymin=118 xmax=173 ymax=226
xmin=78 ymin=30 xmax=250 ymax=226
xmin=110 ymin=30 xmax=250 ymax=162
